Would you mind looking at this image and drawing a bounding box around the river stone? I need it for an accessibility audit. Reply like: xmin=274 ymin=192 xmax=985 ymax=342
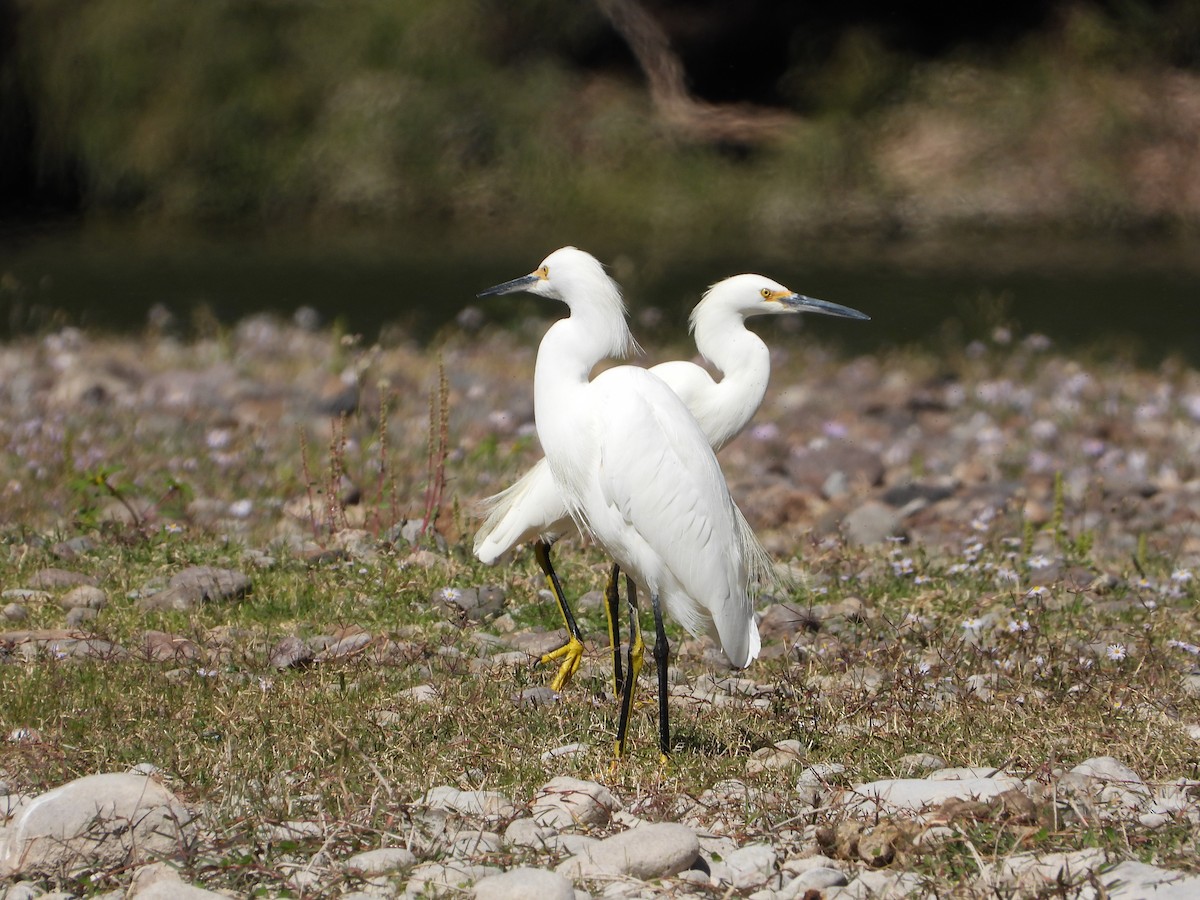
xmin=2 ymin=603 xmax=29 ymax=622
xmin=556 ymin=822 xmax=700 ymax=881
xmin=343 ymin=846 xmax=416 ymax=875
xmin=0 ymin=772 xmax=195 ymax=876
xmin=60 ymin=585 xmax=107 ymax=611
xmin=1069 ymin=756 xmax=1151 ymax=812
xmin=782 ymin=866 xmax=848 ymax=896
xmin=840 ymin=774 xmax=1023 ymax=818
xmin=842 ymin=500 xmax=904 ymax=546
xmin=716 ymin=842 xmax=776 ymax=890
xmin=141 ymin=631 xmax=201 ymax=663
xmin=1102 ymin=860 xmax=1200 ymax=899
xmin=139 ymin=567 xmax=252 ymax=611
xmin=504 ymin=817 xmax=555 ymax=849
xmin=987 ymin=848 xmax=1108 ymax=893
xmin=422 ymin=786 xmax=518 ymax=820
xmin=432 ymin=586 xmax=505 ymax=622
xmin=532 ymin=777 xmax=620 ymax=829
xmin=27 ymin=569 xmax=98 ymax=590
xmin=406 ymin=861 xmax=500 ymax=896
xmin=472 ymin=866 xmax=576 ymax=900
xmin=127 ymin=862 xmax=227 ymax=899
xmin=64 ymin=606 xmax=97 ymax=628
xmin=268 ymin=635 xmax=313 ymax=669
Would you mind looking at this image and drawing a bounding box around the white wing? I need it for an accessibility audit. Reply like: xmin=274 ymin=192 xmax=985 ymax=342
xmin=473 ymin=459 xmax=573 ymax=563
xmin=590 ymin=368 xmax=755 ymax=666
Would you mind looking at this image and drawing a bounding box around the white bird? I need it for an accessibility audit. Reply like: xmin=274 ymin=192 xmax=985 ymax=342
xmin=475 ymin=270 xmax=869 ymax=695
xmin=477 ymin=247 xmax=867 ymax=758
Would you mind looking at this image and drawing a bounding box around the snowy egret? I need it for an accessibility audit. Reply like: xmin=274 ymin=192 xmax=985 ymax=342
xmin=478 ymin=248 xmax=865 ymax=758
xmin=475 ymin=271 xmax=870 ymax=696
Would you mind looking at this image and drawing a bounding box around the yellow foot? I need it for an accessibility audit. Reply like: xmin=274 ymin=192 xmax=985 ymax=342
xmin=540 ymin=636 xmax=585 ymax=692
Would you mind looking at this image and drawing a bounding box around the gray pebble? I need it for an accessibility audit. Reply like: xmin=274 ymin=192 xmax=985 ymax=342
xmin=60 ymin=585 xmax=106 ymax=611
xmin=3 ymin=603 xmax=29 ymax=622
xmin=344 ymin=846 xmax=417 ymax=876
xmin=65 ymin=607 xmax=97 ymax=628
xmin=473 ymin=867 xmax=575 ymax=900
xmin=532 ymin=776 xmax=619 ymax=829
xmin=557 ymin=822 xmax=700 ymax=881
xmin=422 ymin=786 xmax=518 ymax=820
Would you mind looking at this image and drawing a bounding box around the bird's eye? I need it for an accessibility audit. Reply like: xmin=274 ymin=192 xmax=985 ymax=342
xmin=538 ymin=266 xmax=549 ymax=279
xmin=760 ymin=288 xmax=772 ymax=299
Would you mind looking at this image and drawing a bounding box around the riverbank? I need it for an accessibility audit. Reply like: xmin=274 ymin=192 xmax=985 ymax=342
xmin=1 ymin=314 xmax=1199 ymax=896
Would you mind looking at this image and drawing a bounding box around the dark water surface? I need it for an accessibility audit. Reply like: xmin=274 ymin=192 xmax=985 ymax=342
xmin=1 ymin=225 xmax=1197 ymax=365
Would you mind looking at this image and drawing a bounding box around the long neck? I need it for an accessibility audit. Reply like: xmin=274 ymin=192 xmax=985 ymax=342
xmin=534 ymin=302 xmax=634 ymax=459
xmin=691 ymin=306 xmax=771 ymax=448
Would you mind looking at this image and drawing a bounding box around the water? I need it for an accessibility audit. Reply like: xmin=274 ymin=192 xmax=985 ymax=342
xmin=1 ymin=225 xmax=1197 ymax=365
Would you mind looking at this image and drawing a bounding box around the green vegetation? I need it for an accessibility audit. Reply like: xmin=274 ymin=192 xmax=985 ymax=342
xmin=5 ymin=1 xmax=1200 ymax=241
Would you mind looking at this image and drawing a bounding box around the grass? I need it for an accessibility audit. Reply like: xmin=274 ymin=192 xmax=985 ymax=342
xmin=1 ymin=320 xmax=1200 ymax=895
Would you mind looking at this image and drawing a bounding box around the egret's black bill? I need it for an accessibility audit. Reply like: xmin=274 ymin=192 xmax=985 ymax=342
xmin=784 ymin=294 xmax=870 ymax=321
xmin=478 ymin=273 xmax=539 ymax=298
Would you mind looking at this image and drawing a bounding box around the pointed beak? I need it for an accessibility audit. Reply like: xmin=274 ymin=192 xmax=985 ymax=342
xmin=782 ymin=293 xmax=870 ymax=321
xmin=478 ymin=273 xmax=540 ymax=298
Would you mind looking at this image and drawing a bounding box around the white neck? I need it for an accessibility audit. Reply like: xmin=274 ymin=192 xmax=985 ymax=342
xmin=691 ymin=305 xmax=771 ymax=449
xmin=534 ymin=301 xmax=635 ymax=477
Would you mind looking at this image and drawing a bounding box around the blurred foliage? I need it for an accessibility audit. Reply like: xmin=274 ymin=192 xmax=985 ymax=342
xmin=4 ymin=0 xmax=1200 ymax=237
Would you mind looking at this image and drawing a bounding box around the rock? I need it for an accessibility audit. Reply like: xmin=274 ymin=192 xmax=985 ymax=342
xmin=511 ymin=686 xmax=560 ymax=707
xmin=472 ymin=866 xmax=576 ymax=900
xmin=1068 ymin=756 xmax=1151 ymax=812
xmin=1 ymin=882 xmax=45 ymax=900
xmin=1101 ymin=860 xmax=1200 ymax=899
xmin=987 ymin=848 xmax=1108 ymax=893
xmin=747 ymin=739 xmax=806 ymax=775
xmin=836 ymin=869 xmax=927 ymax=898
xmin=139 ymin=567 xmax=252 ymax=611
xmin=842 ymin=501 xmax=904 ymax=546
xmin=170 ymin=566 xmax=251 ymax=602
xmin=406 ymin=861 xmax=500 ymax=896
xmin=268 ymin=635 xmax=314 ymax=669
xmin=398 ymin=684 xmax=439 ymax=704
xmin=65 ymin=607 xmax=97 ymax=628
xmin=422 ymin=786 xmax=518 ymax=820
xmin=556 ymin=822 xmax=700 ymax=881
xmin=0 ymin=772 xmax=195 ymax=877
xmin=27 ymin=569 xmax=99 ymax=590
xmin=781 ymin=866 xmax=848 ymax=897
xmin=51 ymin=536 xmax=97 ymax=560
xmin=503 ymin=818 xmax=557 ymax=850
xmin=896 ymin=753 xmax=947 ymax=775
xmin=451 ymin=830 xmax=503 ymax=857
xmin=433 ymin=585 xmax=505 ymax=622
xmin=141 ymin=631 xmax=201 ymax=663
xmin=2 ymin=603 xmax=29 ymax=622
xmin=343 ymin=846 xmax=417 ymax=876
xmin=716 ymin=843 xmax=776 ymax=890
xmin=532 ymin=777 xmax=620 ymax=829
xmin=59 ymin=585 xmax=107 ymax=611
xmin=540 ymin=742 xmax=588 ymax=762
xmin=127 ymin=862 xmax=227 ymax=899
xmin=840 ymin=773 xmax=1023 ymax=819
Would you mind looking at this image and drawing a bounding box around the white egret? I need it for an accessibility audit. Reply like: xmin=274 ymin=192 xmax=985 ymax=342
xmin=475 ymin=271 xmax=870 ymax=696
xmin=477 ymin=247 xmax=867 ymax=758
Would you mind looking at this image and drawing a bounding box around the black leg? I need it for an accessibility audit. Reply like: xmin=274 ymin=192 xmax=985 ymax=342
xmin=604 ymin=563 xmax=623 ymax=697
xmin=614 ymin=578 xmax=643 ymax=759
xmin=651 ymin=591 xmax=670 ymax=761
xmin=533 ymin=539 xmax=585 ymax=691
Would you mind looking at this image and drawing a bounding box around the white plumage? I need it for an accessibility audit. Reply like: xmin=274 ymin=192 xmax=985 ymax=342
xmin=475 ymin=267 xmax=869 ymax=661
